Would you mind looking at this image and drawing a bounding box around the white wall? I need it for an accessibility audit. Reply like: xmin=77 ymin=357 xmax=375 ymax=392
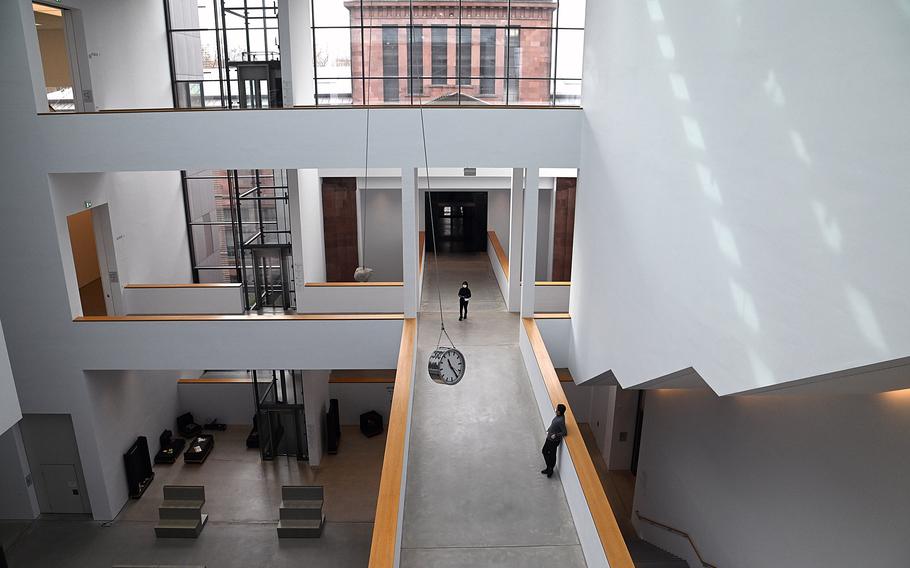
xmin=177 ymin=382 xmax=254 ymax=426
xmin=299 ymin=169 xmax=326 ymax=282
xmin=487 ymin=189 xmax=511 ymax=250
xmin=123 ymin=286 xmax=244 ymax=315
xmin=84 ymin=370 xmax=190 ymax=519
xmin=571 ymin=0 xmax=910 ymax=395
xmin=359 ymin=187 xmax=404 ymax=281
xmin=303 ymin=371 xmax=330 ymax=466
xmin=0 ymin=425 xmax=40 ymax=519
xmin=46 ymin=0 xmax=172 ymax=109
xmin=635 ymin=389 xmax=910 ymax=568
xmin=299 ymin=285 xmax=404 ymax=314
xmin=328 ymin=382 xmax=394 ymax=426
xmin=49 ymin=172 xmax=192 ymax=316
xmin=0 ymin=320 xmax=22 ymax=436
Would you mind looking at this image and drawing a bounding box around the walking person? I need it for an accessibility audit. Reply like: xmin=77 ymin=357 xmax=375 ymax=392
xmin=458 ymin=281 xmax=472 ymax=321
xmin=541 ymin=404 xmax=567 ymax=477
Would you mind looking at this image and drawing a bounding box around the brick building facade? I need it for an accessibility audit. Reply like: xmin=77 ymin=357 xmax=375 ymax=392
xmin=346 ymin=1 xmax=556 ymax=104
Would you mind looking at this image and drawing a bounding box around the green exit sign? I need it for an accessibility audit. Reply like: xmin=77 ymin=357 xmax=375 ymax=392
xmin=84 ymin=201 xmax=92 ymax=208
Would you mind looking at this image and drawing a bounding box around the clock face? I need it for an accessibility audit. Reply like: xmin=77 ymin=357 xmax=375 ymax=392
xmin=429 ymin=347 xmax=466 ymax=385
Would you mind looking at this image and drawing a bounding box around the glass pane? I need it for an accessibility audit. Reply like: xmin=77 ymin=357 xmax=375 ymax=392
xmin=430 ymin=25 xmax=451 ymax=87
xmin=312 ymin=0 xmax=354 ymax=27
xmin=556 ymin=0 xmax=586 ymax=28
xmin=516 ymin=79 xmax=553 ymax=105
xmin=555 ymin=29 xmax=584 ymax=79
xmin=196 ymin=268 xmax=239 ymax=283
xmin=407 ymin=25 xmax=425 ymax=95
xmin=457 ymin=26 xmax=473 ymax=86
xmin=315 ymin=27 xmax=354 ymax=79
xmin=365 ymin=79 xmax=410 ymax=105
xmin=168 ymin=0 xmax=210 ymax=30
xmin=554 ymin=79 xmax=581 ymax=106
xmin=510 ymin=2 xmax=556 ymax=28
xmin=186 ymin=177 xmax=232 ymax=223
xmin=192 ymin=224 xmax=237 ymax=268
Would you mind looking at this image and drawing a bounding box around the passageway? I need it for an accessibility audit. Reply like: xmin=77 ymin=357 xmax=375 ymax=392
xmin=401 ymin=252 xmax=585 ymax=567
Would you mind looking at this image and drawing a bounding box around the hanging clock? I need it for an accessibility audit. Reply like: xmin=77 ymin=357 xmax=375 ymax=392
xmin=428 ymin=346 xmax=466 ymax=385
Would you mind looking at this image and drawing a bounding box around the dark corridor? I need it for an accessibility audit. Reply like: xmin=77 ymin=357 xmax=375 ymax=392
xmin=425 ymin=192 xmax=488 ymax=253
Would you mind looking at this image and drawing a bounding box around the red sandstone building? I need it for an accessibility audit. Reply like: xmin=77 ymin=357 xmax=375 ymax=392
xmin=346 ymin=0 xmax=557 ymax=104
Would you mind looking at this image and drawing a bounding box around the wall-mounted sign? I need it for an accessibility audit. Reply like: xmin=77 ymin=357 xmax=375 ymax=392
xmin=83 ymin=201 xmax=92 ymax=208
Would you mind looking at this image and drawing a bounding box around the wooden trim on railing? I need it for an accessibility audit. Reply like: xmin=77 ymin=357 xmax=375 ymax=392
xmin=369 ymin=318 xmax=417 ymax=568
xmin=304 ymin=281 xmax=403 ymax=287
xmin=74 ymin=313 xmax=404 ymax=322
xmin=534 ymin=312 xmax=571 ymax=319
xmin=635 ymin=511 xmax=718 ymax=568
xmin=522 ymin=318 xmax=635 ymax=568
xmin=330 ymin=369 xmax=396 ymax=383
xmin=487 ymin=231 xmax=509 ymax=279
xmin=124 ymin=283 xmax=241 ymax=289
xmin=535 ymin=281 xmax=571 ymax=286
xmin=418 ymin=231 xmax=426 ymax=272
xmin=38 ymin=104 xmax=582 ymax=116
xmin=556 ymin=368 xmax=574 ymax=383
xmin=177 ymin=377 xmax=252 ymax=384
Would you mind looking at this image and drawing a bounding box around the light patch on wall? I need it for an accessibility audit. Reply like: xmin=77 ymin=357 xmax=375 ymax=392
xmin=669 ymin=73 xmax=690 ymax=101
xmin=657 ymin=35 xmax=676 ymax=60
xmin=898 ymin=0 xmax=910 ymax=19
xmin=712 ymin=218 xmax=742 ymax=266
xmin=789 ymin=130 xmax=812 ymax=165
xmin=647 ymin=0 xmax=665 ymax=21
xmin=747 ymin=348 xmax=775 ymax=387
xmin=729 ymin=278 xmax=760 ymax=332
xmin=681 ymin=116 xmax=705 ymax=150
xmin=811 ymin=201 xmax=842 ymax=253
xmin=845 ymin=285 xmax=888 ymax=353
xmin=880 ymin=387 xmax=910 ymax=403
xmin=763 ymin=70 xmax=786 ymax=106
xmin=695 ymin=163 xmax=723 ymax=204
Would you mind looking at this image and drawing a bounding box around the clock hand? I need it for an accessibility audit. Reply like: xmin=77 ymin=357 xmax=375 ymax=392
xmin=447 ymin=360 xmax=457 ymax=374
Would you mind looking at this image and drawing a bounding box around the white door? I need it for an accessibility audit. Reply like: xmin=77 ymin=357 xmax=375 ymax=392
xmin=92 ymin=204 xmax=123 ymax=315
xmin=39 ymin=464 xmax=85 ymax=514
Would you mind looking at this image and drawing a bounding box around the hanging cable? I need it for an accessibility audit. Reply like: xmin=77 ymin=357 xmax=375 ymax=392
xmin=356 ymin=6 xmax=374 ymax=281
xmin=415 ymin=53 xmax=455 ymax=350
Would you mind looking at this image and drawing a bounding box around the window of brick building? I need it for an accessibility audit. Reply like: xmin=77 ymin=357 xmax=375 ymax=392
xmin=457 ymin=26 xmax=472 ymax=86
xmin=479 ymin=27 xmax=496 ymax=95
xmin=382 ymin=25 xmax=399 ymax=102
xmin=431 ymin=25 xmax=447 ymax=85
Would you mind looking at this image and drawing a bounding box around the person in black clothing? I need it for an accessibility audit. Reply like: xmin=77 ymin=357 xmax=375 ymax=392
xmin=541 ymin=404 xmax=567 ymax=477
xmin=458 ymin=281 xmax=472 ymax=321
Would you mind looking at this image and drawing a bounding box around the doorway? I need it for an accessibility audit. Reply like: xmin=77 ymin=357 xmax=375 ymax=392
xmin=66 ymin=209 xmax=105 ymax=316
xmin=32 ymin=3 xmax=92 ymax=112
xmin=425 ymin=192 xmax=488 ymax=253
xmin=19 ymin=414 xmax=92 ymax=516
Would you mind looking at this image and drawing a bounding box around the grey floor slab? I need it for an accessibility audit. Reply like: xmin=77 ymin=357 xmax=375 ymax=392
xmin=403 ymin=253 xmax=585 ymax=567
xmin=3 ymin=519 xmax=371 ymax=568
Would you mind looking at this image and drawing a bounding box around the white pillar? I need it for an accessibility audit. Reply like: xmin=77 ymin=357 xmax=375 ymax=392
xmin=520 ymin=167 xmax=540 ymax=317
xmin=507 ymin=168 xmax=524 ymax=312
xmin=287 ymin=169 xmax=306 ymax=301
xmin=278 ymin=0 xmax=316 ymax=106
xmin=401 ymin=167 xmax=419 ymax=317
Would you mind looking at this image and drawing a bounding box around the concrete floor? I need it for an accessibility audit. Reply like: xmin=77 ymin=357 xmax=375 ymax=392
xmin=2 ymin=425 xmax=383 ymax=567
xmin=402 ymin=253 xmax=586 ymax=567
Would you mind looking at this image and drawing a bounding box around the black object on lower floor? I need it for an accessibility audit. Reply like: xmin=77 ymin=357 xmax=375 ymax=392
xmin=0 ymin=544 xmax=7 ymax=568
xmin=360 ymin=410 xmax=383 ymax=438
xmin=154 ymin=429 xmax=186 ymax=465
xmin=246 ymin=415 xmax=259 ymax=449
xmin=326 ymin=398 xmax=341 ymax=454
xmin=204 ymin=418 xmax=227 ymax=431
xmin=124 ymin=436 xmax=154 ymax=499
xmin=177 ymin=412 xmax=202 ymax=438
xmin=184 ymin=434 xmax=215 ymax=464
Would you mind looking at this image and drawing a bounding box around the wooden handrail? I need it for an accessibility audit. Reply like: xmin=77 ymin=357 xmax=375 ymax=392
xmin=556 ymin=368 xmax=574 ymax=383
xmin=535 ymin=281 xmax=571 ymax=286
xmin=487 ymin=231 xmax=509 ymax=279
xmin=418 ymin=231 xmax=426 ymax=272
xmin=74 ymin=313 xmax=404 ymax=322
xmin=534 ymin=312 xmax=571 ymax=319
xmin=38 ymin=104 xmax=582 ymax=116
xmin=304 ymin=282 xmax=403 ymax=287
xmin=177 ymin=378 xmax=252 ymax=384
xmin=124 ymin=283 xmax=242 ymax=289
xmin=635 ymin=511 xmax=718 ymax=568
xmin=523 ymin=318 xmax=635 ymax=568
xmin=369 ymin=318 xmax=417 ymax=568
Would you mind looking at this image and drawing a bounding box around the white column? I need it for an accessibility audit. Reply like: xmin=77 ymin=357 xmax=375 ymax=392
xmin=507 ymin=168 xmax=524 ymax=312
xmin=520 ymin=167 xmax=540 ymax=317
xmin=278 ymin=0 xmax=316 ymax=106
xmin=401 ymin=167 xmax=419 ymax=317
xmin=287 ymin=169 xmax=306 ymax=300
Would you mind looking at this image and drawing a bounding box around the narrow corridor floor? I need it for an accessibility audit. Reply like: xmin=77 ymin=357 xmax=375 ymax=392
xmin=401 ymin=253 xmax=585 ymax=567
